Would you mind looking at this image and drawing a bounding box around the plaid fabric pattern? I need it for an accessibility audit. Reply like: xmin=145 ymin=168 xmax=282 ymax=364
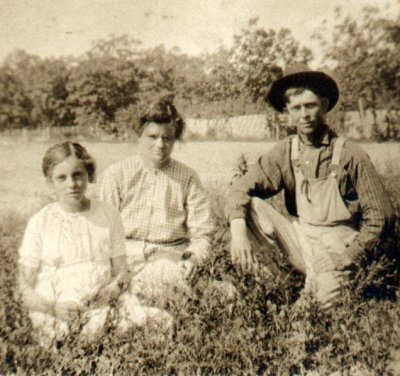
xmin=225 ymin=128 xmax=396 ymax=261
xmin=99 ymin=156 xmax=213 ymax=264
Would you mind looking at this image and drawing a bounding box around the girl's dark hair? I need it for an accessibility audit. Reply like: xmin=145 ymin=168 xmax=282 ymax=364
xmin=42 ymin=142 xmax=96 ymax=183
xmin=137 ymin=99 xmax=185 ymax=140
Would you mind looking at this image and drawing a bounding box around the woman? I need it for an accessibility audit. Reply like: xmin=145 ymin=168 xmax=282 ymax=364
xmin=99 ymin=99 xmax=214 ymax=301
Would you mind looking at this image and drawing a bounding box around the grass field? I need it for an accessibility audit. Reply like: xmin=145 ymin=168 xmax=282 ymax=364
xmin=1 ymin=140 xmax=400 ymax=375
xmin=1 ymin=140 xmax=400 ymax=215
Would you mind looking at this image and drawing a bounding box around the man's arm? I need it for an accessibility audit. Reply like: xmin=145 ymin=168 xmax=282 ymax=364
xmin=230 ymin=218 xmax=259 ymax=271
xmin=345 ymin=142 xmax=396 ymax=262
xmin=224 ymin=147 xmax=286 ymax=272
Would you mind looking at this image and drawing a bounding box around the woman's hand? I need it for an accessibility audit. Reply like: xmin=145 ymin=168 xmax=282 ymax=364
xmin=179 ymin=259 xmax=198 ymax=283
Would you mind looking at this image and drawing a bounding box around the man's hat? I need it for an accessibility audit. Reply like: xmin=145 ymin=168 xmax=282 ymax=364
xmin=266 ymin=63 xmax=339 ymax=113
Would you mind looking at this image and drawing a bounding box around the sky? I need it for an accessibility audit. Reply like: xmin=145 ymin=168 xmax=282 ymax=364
xmin=0 ymin=0 xmax=398 ymax=67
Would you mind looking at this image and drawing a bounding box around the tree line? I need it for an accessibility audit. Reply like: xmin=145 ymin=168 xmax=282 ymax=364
xmin=0 ymin=7 xmax=399 ymax=139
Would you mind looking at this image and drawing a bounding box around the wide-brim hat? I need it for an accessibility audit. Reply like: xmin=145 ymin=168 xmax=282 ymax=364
xmin=266 ymin=63 xmax=339 ymax=113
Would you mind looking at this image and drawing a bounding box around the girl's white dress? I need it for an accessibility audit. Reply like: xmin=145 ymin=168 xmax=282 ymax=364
xmin=19 ymin=199 xmax=170 ymax=345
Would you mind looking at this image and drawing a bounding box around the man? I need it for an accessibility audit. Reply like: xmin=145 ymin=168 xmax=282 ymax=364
xmin=225 ymin=64 xmax=397 ymax=308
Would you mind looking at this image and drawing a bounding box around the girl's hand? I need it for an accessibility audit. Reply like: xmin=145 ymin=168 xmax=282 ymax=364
xmin=54 ymin=300 xmax=83 ymax=321
xmin=89 ymin=280 xmax=123 ymax=309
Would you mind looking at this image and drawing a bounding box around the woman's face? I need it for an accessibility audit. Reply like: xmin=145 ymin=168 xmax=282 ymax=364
xmin=139 ymin=122 xmax=176 ymax=168
xmin=48 ymin=156 xmax=89 ymax=211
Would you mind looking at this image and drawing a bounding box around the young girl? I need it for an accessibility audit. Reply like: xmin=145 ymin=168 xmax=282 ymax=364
xmin=19 ymin=142 xmax=170 ymax=346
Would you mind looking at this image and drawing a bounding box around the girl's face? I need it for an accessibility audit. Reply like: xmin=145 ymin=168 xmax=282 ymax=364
xmin=48 ymin=156 xmax=89 ymax=211
xmin=139 ymin=122 xmax=176 ymax=169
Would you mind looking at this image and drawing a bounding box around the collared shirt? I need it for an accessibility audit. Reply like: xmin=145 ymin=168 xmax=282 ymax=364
xmin=225 ymin=128 xmax=396 ymax=261
xmin=99 ymin=156 xmax=214 ymax=264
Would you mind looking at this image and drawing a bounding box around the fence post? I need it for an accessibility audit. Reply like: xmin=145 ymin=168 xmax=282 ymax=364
xmin=358 ymin=98 xmax=366 ymax=137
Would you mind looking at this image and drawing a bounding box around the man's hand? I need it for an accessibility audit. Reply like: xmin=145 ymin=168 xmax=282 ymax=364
xmin=179 ymin=259 xmax=198 ymax=283
xmin=329 ymin=251 xmax=353 ymax=271
xmin=230 ymin=218 xmax=259 ymax=273
xmin=315 ymin=251 xmax=352 ymax=272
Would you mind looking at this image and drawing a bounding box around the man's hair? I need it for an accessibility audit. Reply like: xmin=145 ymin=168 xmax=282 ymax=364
xmin=136 ymin=99 xmax=185 ymax=140
xmin=283 ymin=86 xmax=326 ymax=105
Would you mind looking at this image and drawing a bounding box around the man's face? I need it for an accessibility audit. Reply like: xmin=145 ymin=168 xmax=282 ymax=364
xmin=285 ymin=89 xmax=328 ymax=137
xmin=139 ymin=122 xmax=176 ymax=168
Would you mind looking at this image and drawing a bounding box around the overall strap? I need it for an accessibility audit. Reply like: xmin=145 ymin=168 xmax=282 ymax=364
xmin=330 ymin=136 xmax=346 ymax=176
xmin=291 ymin=135 xmax=311 ymax=200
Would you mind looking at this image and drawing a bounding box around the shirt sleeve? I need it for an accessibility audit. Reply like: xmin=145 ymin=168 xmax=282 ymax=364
xmin=109 ymin=206 xmax=127 ymax=259
xmin=19 ymin=213 xmax=43 ymax=270
xmin=184 ymin=172 xmax=214 ymax=265
xmin=224 ymin=144 xmax=286 ymax=224
xmin=98 ymin=166 xmax=122 ymax=210
xmin=345 ymin=143 xmax=396 ymax=261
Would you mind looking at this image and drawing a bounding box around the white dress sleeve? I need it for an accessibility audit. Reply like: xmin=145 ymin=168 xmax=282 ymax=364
xmin=19 ymin=212 xmax=43 ymax=269
xmin=109 ymin=205 xmax=126 ymax=259
xmin=98 ymin=166 xmax=122 ymax=210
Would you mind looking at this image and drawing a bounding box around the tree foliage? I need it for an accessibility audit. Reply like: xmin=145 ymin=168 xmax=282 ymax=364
xmin=0 ymin=67 xmax=33 ymax=129
xmin=314 ymin=6 xmax=400 ymax=110
xmin=3 ymin=50 xmax=72 ymax=127
xmin=0 ymin=26 xmax=311 ymax=133
xmin=0 ymin=9 xmax=398 ymax=139
xmin=67 ymin=58 xmax=141 ymax=131
xmin=232 ymin=19 xmax=312 ymax=102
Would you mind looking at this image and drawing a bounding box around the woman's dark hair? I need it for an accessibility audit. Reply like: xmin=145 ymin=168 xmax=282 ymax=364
xmin=137 ymin=99 xmax=185 ymax=140
xmin=42 ymin=142 xmax=96 ymax=183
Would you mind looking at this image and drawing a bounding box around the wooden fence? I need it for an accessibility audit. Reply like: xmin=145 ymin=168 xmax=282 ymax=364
xmin=185 ymin=110 xmax=400 ymax=140
xmin=1 ymin=110 xmax=399 ymax=142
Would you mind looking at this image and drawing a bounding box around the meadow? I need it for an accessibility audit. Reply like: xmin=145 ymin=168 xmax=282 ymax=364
xmin=1 ymin=139 xmax=400 ymax=375
xmin=1 ymin=140 xmax=400 ymax=216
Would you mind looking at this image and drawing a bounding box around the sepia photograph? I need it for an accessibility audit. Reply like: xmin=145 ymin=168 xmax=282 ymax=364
xmin=1 ymin=0 xmax=399 ymax=374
